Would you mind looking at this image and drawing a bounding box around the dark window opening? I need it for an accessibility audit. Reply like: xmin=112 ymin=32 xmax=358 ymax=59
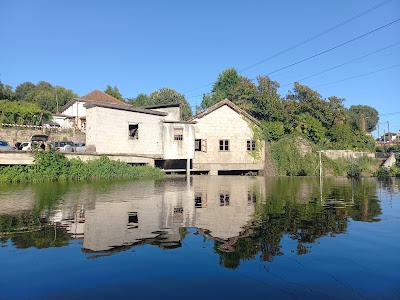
xmin=174 ymin=128 xmax=183 ymax=141
xmin=129 ymin=124 xmax=139 ymax=139
xmin=248 ymin=192 xmax=257 ymax=205
xmin=218 ymin=170 xmax=259 ymax=176
xmin=219 ymin=193 xmax=230 ymax=206
xmin=219 ymin=140 xmax=229 ymax=151
xmin=128 ymin=212 xmax=138 ymax=229
xmin=195 ymin=139 xmax=202 ymax=151
xmin=247 ymin=140 xmax=256 ymax=151
xmin=195 ymin=193 xmax=203 ymax=208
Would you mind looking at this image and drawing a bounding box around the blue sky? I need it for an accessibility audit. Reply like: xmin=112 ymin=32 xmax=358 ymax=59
xmin=1 ymin=0 xmax=399 ymax=134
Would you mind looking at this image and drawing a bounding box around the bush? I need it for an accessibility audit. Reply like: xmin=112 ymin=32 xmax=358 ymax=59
xmin=0 ymin=151 xmax=164 ymax=183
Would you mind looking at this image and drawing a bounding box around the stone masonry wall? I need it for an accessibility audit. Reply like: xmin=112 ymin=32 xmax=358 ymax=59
xmin=0 ymin=126 xmax=85 ymax=145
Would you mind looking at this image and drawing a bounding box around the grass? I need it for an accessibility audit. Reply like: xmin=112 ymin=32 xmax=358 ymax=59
xmin=0 ymin=151 xmax=164 ymax=183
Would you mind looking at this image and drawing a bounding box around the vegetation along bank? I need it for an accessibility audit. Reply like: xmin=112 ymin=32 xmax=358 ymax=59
xmin=0 ymin=151 xmax=164 ymax=184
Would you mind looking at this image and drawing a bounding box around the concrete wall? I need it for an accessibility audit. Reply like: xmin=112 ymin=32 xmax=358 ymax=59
xmin=0 ymin=126 xmax=85 ymax=145
xmin=62 ymin=101 xmax=86 ymax=118
xmin=322 ymin=150 xmax=375 ymax=160
xmin=151 ymin=107 xmax=181 ymax=121
xmin=86 ymin=106 xmax=164 ymax=156
xmin=162 ymin=123 xmax=195 ymax=160
xmin=192 ymin=105 xmax=265 ymax=174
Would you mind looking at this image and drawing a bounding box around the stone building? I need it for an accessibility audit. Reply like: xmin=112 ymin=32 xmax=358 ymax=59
xmin=189 ymin=99 xmax=265 ymax=175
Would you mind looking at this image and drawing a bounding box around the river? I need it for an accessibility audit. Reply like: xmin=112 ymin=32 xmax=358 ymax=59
xmin=0 ymin=176 xmax=399 ymax=300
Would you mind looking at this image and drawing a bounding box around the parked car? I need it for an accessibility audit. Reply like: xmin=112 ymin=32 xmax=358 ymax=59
xmin=20 ymin=142 xmax=32 ymax=151
xmin=31 ymin=134 xmax=48 ymax=143
xmin=74 ymin=142 xmax=86 ymax=152
xmin=53 ymin=141 xmax=75 ymax=152
xmin=0 ymin=140 xmax=13 ymax=151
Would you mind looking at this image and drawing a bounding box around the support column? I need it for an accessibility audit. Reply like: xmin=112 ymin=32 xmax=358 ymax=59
xmin=186 ymin=158 xmax=190 ymax=177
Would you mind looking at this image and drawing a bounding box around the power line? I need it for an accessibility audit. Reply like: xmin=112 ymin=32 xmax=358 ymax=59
xmin=311 ymin=63 xmax=400 ymax=88
xmin=184 ymin=0 xmax=394 ymax=95
xmin=280 ymin=41 xmax=400 ymax=89
xmin=187 ymin=17 xmax=400 ymax=100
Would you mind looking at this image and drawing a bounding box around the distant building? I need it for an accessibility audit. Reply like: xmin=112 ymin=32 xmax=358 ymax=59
xmin=53 ymin=90 xmax=128 ymax=131
xmin=189 ymin=99 xmax=265 ymax=175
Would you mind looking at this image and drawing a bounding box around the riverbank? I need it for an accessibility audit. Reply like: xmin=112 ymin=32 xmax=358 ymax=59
xmin=0 ymin=151 xmax=164 ymax=183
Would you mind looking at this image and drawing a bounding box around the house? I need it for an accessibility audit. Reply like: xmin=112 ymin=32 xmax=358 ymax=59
xmin=85 ymin=101 xmax=195 ymax=168
xmin=189 ymin=99 xmax=265 ymax=175
xmin=53 ymin=90 xmax=128 ymax=131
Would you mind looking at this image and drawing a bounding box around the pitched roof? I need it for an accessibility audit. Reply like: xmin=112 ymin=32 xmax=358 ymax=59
xmin=143 ymin=103 xmax=180 ymax=109
xmin=84 ymin=102 xmax=168 ymax=116
xmin=61 ymin=90 xmax=128 ymax=112
xmin=188 ymin=99 xmax=260 ymax=126
xmin=79 ymin=90 xmax=125 ymax=105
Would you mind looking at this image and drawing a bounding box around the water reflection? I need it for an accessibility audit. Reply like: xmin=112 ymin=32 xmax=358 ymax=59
xmin=0 ymin=176 xmax=394 ymax=265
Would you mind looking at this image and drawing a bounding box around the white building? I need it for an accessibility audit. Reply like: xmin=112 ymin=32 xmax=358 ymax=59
xmin=53 ymin=90 xmax=127 ymax=131
xmin=189 ymin=99 xmax=265 ymax=175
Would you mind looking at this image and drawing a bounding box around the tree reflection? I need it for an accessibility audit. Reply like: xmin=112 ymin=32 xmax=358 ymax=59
xmin=215 ymin=178 xmax=381 ymax=269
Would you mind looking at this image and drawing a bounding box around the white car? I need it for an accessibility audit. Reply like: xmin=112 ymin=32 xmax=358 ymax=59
xmin=20 ymin=142 xmax=32 ymax=151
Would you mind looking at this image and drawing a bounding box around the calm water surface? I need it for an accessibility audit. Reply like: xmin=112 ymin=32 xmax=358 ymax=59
xmin=0 ymin=176 xmax=399 ymax=300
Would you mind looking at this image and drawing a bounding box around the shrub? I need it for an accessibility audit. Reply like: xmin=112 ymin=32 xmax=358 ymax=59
xmin=0 ymin=151 xmax=164 ymax=183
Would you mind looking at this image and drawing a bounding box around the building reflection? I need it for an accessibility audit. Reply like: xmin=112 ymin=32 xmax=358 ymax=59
xmin=0 ymin=176 xmax=389 ymax=265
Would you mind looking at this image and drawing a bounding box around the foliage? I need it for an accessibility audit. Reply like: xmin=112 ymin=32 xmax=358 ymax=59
xmin=348 ymin=105 xmax=379 ymax=132
xmin=104 ymin=85 xmax=124 ymax=100
xmin=13 ymin=81 xmax=77 ymax=113
xmin=296 ymin=114 xmax=326 ymax=144
xmin=0 ymin=81 xmax=15 ymax=100
xmin=0 ymin=151 xmax=164 ymax=183
xmin=0 ymin=100 xmax=51 ymax=125
xmin=260 ymin=121 xmax=285 ymax=142
xmin=269 ymin=135 xmax=319 ymax=176
xmin=130 ymin=88 xmax=192 ymax=120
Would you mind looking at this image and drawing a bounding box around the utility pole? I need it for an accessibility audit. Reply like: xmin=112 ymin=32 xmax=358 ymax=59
xmin=319 ymin=151 xmax=323 ymax=177
xmin=377 ymin=123 xmax=380 ymax=140
xmin=387 ymin=121 xmax=391 ymax=144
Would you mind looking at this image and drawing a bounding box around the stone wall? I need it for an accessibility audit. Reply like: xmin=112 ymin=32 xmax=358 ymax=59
xmin=322 ymin=150 xmax=375 ymax=160
xmin=0 ymin=126 xmax=85 ymax=145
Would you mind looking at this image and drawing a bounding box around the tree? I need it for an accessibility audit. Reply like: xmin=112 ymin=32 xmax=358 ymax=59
xmin=261 ymin=121 xmax=285 ymax=142
xmin=0 ymin=80 xmax=15 ymax=100
xmin=128 ymin=93 xmax=151 ymax=106
xmin=297 ymin=114 xmax=326 ymax=144
xmin=15 ymin=82 xmax=35 ymax=101
xmin=149 ymin=88 xmax=192 ymax=119
xmin=104 ymin=85 xmax=124 ymax=100
xmin=201 ymin=68 xmax=256 ymax=111
xmin=348 ymin=105 xmax=379 ymax=132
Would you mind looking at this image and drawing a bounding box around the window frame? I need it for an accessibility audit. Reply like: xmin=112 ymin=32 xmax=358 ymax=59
xmin=219 ymin=139 xmax=229 ymax=151
xmin=247 ymin=140 xmax=256 ymax=151
xmin=173 ymin=127 xmax=184 ymax=141
xmin=128 ymin=123 xmax=139 ymax=140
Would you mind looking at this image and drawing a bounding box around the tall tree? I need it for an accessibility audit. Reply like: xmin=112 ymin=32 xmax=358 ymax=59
xmin=149 ymin=88 xmax=192 ymax=120
xmin=0 ymin=81 xmax=15 ymax=100
xmin=348 ymin=105 xmax=379 ymax=132
xmin=15 ymin=82 xmax=35 ymax=101
xmin=104 ymin=85 xmax=123 ymax=100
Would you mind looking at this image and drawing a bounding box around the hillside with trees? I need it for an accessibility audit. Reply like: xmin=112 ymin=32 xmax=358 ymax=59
xmin=200 ymin=68 xmax=377 ymax=152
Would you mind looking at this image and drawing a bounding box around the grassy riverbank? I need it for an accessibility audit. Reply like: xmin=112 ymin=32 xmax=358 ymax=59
xmin=0 ymin=151 xmax=164 ymax=183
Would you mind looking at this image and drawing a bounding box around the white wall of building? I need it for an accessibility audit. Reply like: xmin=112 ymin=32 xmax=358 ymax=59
xmin=192 ymin=105 xmax=265 ymax=173
xmin=162 ymin=123 xmax=195 ymax=160
xmin=86 ymin=106 xmax=165 ymax=156
xmin=62 ymin=101 xmax=86 ymax=118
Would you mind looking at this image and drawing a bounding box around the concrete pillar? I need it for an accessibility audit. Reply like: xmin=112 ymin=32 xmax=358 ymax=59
xmin=209 ymin=169 xmax=218 ymax=176
xmin=186 ymin=158 xmax=190 ymax=177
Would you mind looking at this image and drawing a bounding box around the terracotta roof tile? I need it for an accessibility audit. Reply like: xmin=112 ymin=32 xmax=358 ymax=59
xmin=79 ymin=90 xmax=125 ymax=105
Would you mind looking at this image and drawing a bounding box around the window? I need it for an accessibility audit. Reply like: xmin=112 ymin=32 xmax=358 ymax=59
xmin=219 ymin=193 xmax=230 ymax=206
xmin=174 ymin=128 xmax=183 ymax=141
xmin=195 ymin=139 xmax=202 ymax=151
xmin=219 ymin=140 xmax=229 ymax=151
xmin=195 ymin=193 xmax=203 ymax=208
xmin=173 ymin=207 xmax=184 ymax=223
xmin=247 ymin=140 xmax=256 ymax=151
xmin=128 ymin=212 xmax=138 ymax=229
xmin=129 ymin=124 xmax=139 ymax=139
xmin=247 ymin=192 xmax=257 ymax=205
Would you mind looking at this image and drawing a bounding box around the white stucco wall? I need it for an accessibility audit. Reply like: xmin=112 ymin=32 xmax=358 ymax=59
xmin=86 ymin=106 xmax=164 ymax=156
xmin=192 ymin=105 xmax=265 ymax=172
xmin=62 ymin=101 xmax=86 ymax=118
xmin=162 ymin=123 xmax=195 ymax=160
xmin=151 ymin=107 xmax=181 ymax=121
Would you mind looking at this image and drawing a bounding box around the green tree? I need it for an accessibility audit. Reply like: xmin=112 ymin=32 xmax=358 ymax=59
xmin=15 ymin=82 xmax=35 ymax=101
xmin=261 ymin=121 xmax=285 ymax=142
xmin=201 ymin=68 xmax=256 ymax=111
xmin=128 ymin=93 xmax=151 ymax=106
xmin=348 ymin=105 xmax=379 ymax=132
xmin=104 ymin=85 xmax=124 ymax=100
xmin=149 ymin=88 xmax=192 ymax=119
xmin=0 ymin=80 xmax=15 ymax=100
xmin=297 ymin=114 xmax=326 ymax=144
